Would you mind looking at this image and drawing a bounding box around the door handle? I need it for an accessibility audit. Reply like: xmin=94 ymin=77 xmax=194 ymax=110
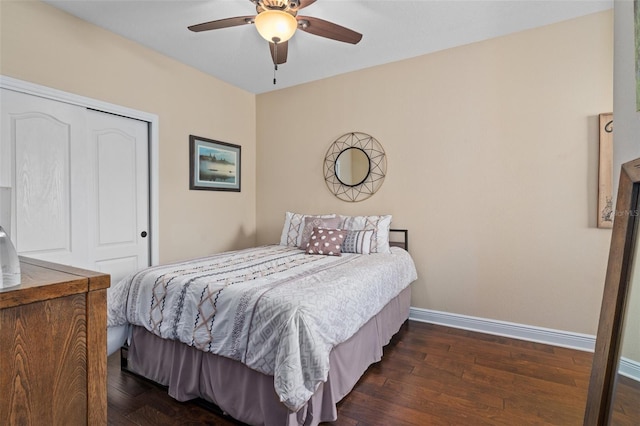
xmin=141 ymin=231 xmax=148 ymax=238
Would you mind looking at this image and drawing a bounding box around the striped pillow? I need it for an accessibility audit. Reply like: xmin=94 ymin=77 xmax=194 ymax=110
xmin=341 ymin=229 xmax=375 ymax=254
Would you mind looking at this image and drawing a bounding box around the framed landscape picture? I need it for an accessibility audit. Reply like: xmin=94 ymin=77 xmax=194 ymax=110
xmin=189 ymin=135 xmax=241 ymax=192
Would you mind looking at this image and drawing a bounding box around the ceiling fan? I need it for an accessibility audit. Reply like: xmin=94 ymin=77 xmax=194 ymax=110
xmin=188 ymin=0 xmax=362 ymax=69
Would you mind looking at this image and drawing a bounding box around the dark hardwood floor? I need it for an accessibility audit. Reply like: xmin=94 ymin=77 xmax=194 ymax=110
xmin=105 ymin=320 xmax=626 ymax=425
xmin=611 ymin=375 xmax=640 ymax=425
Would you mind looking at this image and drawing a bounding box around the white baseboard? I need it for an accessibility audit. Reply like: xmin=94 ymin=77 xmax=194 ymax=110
xmin=408 ymin=308 xmax=640 ymax=382
xmin=620 ymin=357 xmax=640 ymax=383
xmin=409 ymin=307 xmax=596 ymax=352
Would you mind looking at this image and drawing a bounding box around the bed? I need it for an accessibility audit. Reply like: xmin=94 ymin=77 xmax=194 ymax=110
xmin=107 ymin=214 xmax=417 ymax=425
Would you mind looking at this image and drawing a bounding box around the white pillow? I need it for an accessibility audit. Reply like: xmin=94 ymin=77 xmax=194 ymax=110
xmin=339 ymin=215 xmax=392 ymax=253
xmin=279 ymin=212 xmax=336 ymax=247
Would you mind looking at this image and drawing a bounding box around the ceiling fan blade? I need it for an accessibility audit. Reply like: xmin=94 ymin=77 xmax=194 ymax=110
xmin=269 ymin=41 xmax=288 ymax=65
xmin=188 ymin=16 xmax=255 ymax=32
xmin=297 ymin=0 xmax=317 ymax=10
xmin=297 ymin=16 xmax=362 ymax=44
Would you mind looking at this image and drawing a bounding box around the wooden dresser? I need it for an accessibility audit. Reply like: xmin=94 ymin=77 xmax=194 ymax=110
xmin=0 ymin=257 xmax=109 ymax=425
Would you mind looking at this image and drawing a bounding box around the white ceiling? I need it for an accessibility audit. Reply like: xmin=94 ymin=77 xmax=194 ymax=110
xmin=43 ymin=0 xmax=613 ymax=94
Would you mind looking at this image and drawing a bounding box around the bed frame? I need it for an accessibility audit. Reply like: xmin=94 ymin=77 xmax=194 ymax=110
xmin=389 ymin=228 xmax=408 ymax=251
xmin=119 ymin=229 xmax=410 ymax=426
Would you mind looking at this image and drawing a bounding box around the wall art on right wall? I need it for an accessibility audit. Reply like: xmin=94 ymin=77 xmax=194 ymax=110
xmin=598 ymin=113 xmax=614 ymax=229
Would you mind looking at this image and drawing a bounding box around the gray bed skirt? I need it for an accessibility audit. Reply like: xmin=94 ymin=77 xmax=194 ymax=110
xmin=126 ymin=285 xmax=411 ymax=426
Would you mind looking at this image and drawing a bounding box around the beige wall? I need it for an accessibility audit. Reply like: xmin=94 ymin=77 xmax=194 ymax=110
xmin=0 ymin=1 xmax=615 ymax=335
xmin=613 ymin=0 xmax=640 ymax=364
xmin=613 ymin=1 xmax=640 ymax=178
xmin=256 ymin=11 xmax=614 ymax=335
xmin=0 ymin=1 xmax=257 ymax=263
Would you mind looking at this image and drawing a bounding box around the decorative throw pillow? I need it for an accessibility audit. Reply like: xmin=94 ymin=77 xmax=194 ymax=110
xmin=341 ymin=229 xmax=375 ymax=254
xmin=279 ymin=212 xmax=336 ymax=247
xmin=298 ymin=216 xmax=343 ymax=249
xmin=339 ymin=215 xmax=392 ymax=253
xmin=305 ymin=228 xmax=346 ymax=256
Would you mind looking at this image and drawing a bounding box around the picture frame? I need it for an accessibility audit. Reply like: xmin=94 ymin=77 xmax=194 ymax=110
xmin=189 ymin=135 xmax=241 ymax=192
xmin=598 ymin=113 xmax=614 ymax=229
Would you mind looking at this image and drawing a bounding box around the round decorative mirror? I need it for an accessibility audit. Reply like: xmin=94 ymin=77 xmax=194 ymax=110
xmin=324 ymin=132 xmax=386 ymax=202
xmin=335 ymin=147 xmax=370 ymax=187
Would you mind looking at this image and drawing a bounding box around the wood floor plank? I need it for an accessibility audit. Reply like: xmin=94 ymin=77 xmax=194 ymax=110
xmin=383 ymin=365 xmax=509 ymax=409
xmin=337 ymin=389 xmax=449 ymax=426
xmin=473 ymin=354 xmax=581 ymax=386
xmin=381 ymin=378 xmax=506 ymax=424
xmin=103 ymin=320 xmax=639 ymax=425
xmin=611 ymin=375 xmax=640 ymax=425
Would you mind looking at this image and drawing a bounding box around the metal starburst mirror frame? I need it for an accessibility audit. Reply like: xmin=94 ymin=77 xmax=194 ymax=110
xmin=323 ymin=132 xmax=386 ymax=202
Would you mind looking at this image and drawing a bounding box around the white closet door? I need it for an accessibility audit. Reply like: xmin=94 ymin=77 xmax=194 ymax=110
xmin=0 ymin=89 xmax=150 ymax=282
xmin=86 ymin=110 xmax=149 ymax=284
xmin=0 ymin=89 xmax=90 ymax=267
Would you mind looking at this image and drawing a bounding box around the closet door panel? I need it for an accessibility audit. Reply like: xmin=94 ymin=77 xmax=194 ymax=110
xmin=14 ymin=112 xmax=71 ymax=253
xmin=95 ymin=129 xmax=137 ymax=245
xmin=1 ymin=89 xmax=90 ymax=267
xmin=1 ymin=88 xmax=150 ymax=280
xmin=87 ymin=110 xmax=149 ymax=284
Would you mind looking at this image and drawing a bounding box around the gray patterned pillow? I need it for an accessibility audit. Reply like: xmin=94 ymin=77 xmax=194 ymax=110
xmin=341 ymin=229 xmax=375 ymax=254
xmin=305 ymin=228 xmax=346 ymax=256
xmin=298 ymin=216 xmax=343 ymax=249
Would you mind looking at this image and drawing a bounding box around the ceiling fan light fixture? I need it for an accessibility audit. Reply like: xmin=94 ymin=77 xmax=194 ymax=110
xmin=254 ymin=10 xmax=297 ymax=43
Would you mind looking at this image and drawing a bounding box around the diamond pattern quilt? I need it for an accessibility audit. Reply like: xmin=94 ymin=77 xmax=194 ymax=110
xmin=108 ymin=245 xmax=417 ymax=411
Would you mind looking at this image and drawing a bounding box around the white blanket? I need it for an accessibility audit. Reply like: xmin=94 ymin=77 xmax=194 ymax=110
xmin=108 ymin=245 xmax=417 ymax=411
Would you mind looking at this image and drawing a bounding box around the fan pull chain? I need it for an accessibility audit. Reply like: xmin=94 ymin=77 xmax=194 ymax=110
xmin=273 ymin=41 xmax=278 ymax=85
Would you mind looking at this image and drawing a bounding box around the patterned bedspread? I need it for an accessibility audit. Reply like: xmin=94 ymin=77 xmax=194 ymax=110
xmin=107 ymin=245 xmax=417 ymax=411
